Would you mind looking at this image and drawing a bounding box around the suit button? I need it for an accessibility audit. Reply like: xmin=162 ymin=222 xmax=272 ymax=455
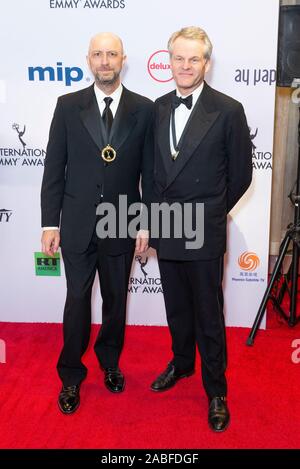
xmin=195 ymin=178 xmax=200 ymax=183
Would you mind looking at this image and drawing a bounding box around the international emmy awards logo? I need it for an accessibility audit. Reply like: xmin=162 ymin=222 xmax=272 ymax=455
xmin=12 ymin=123 xmax=26 ymax=149
xmin=135 ymin=255 xmax=148 ymax=279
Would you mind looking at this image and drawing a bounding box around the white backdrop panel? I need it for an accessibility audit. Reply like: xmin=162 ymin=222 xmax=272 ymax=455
xmin=0 ymin=0 xmax=279 ymax=327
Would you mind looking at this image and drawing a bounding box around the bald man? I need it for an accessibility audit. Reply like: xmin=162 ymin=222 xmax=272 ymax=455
xmin=41 ymin=33 xmax=154 ymax=414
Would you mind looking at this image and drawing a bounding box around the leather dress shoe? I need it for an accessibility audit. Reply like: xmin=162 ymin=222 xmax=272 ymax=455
xmin=208 ymin=397 xmax=230 ymax=432
xmin=150 ymin=363 xmax=194 ymax=392
xmin=58 ymin=384 xmax=80 ymax=414
xmin=104 ymin=367 xmax=125 ymax=393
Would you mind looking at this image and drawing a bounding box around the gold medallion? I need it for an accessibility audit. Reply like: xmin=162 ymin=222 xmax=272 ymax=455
xmin=101 ymin=144 xmax=116 ymax=163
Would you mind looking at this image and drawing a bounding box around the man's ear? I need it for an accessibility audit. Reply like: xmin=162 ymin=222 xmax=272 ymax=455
xmin=205 ymin=59 xmax=211 ymax=74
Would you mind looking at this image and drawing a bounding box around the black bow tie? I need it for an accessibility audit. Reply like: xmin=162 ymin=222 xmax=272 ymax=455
xmin=171 ymin=93 xmax=193 ymax=110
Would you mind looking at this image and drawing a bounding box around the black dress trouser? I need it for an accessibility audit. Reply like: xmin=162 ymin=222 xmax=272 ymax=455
xmin=158 ymin=256 xmax=227 ymax=399
xmin=57 ymin=232 xmax=134 ymax=386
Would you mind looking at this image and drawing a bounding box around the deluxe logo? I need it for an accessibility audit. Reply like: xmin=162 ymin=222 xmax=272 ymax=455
xmin=147 ymin=50 xmax=173 ymax=83
xmin=238 ymin=252 xmax=260 ymax=272
xmin=34 ymin=252 xmax=61 ymax=276
xmin=28 ymin=62 xmax=84 ymax=86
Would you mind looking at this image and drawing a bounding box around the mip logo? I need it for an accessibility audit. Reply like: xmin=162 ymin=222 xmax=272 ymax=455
xmin=28 ymin=62 xmax=84 ymax=86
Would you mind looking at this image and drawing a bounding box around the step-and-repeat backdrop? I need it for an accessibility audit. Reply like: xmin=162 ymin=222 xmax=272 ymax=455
xmin=0 ymin=0 xmax=279 ymax=327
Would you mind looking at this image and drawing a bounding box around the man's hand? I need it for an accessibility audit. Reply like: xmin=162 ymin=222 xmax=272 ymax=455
xmin=135 ymin=229 xmax=149 ymax=254
xmin=41 ymin=229 xmax=60 ymax=257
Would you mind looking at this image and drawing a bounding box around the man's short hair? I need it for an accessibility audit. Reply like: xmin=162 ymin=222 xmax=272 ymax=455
xmin=168 ymin=26 xmax=213 ymax=60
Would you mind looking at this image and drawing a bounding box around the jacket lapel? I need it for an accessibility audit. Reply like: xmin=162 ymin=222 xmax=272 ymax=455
xmin=79 ymin=85 xmax=138 ymax=153
xmin=79 ymin=85 xmax=104 ymax=151
xmin=158 ymin=83 xmax=221 ymax=190
xmin=157 ymin=97 xmax=173 ymax=174
xmin=109 ymin=87 xmax=137 ymax=151
xmin=166 ymin=101 xmax=220 ymax=189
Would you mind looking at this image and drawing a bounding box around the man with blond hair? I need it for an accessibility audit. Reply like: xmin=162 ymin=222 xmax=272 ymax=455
xmin=41 ymin=32 xmax=153 ymax=414
xmin=150 ymin=26 xmax=252 ymax=432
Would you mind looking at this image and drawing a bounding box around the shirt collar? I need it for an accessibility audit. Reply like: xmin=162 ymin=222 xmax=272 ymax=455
xmin=176 ymin=81 xmax=204 ymax=107
xmin=94 ymin=82 xmax=123 ymax=104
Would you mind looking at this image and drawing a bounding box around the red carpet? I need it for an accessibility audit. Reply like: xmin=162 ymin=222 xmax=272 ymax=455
xmin=0 ymin=306 xmax=300 ymax=449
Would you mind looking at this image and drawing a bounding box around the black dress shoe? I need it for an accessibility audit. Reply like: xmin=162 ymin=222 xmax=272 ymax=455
xmin=58 ymin=385 xmax=80 ymax=415
xmin=104 ymin=367 xmax=125 ymax=393
xmin=150 ymin=363 xmax=194 ymax=392
xmin=208 ymin=397 xmax=230 ymax=432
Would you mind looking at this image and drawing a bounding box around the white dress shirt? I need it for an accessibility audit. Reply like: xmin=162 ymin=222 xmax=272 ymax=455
xmin=93 ymin=82 xmax=123 ymax=118
xmin=43 ymin=83 xmax=123 ymax=231
xmin=170 ymin=82 xmax=204 ymax=156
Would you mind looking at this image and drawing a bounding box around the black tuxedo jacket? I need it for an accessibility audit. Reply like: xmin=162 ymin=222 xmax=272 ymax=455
xmin=150 ymin=82 xmax=252 ymax=261
xmin=41 ymin=85 xmax=154 ymax=255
